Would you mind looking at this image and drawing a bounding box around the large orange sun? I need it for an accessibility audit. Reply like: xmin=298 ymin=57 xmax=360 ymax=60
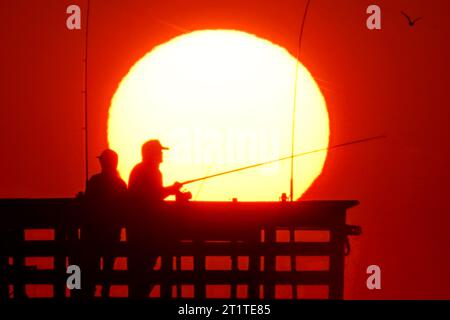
xmin=108 ymin=30 xmax=329 ymax=201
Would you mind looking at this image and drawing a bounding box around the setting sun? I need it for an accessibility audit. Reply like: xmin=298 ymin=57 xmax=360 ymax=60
xmin=108 ymin=29 xmax=329 ymax=201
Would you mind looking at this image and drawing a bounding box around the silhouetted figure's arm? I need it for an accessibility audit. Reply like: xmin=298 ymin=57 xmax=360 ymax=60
xmin=162 ymin=182 xmax=182 ymax=199
xmin=128 ymin=163 xmax=181 ymax=202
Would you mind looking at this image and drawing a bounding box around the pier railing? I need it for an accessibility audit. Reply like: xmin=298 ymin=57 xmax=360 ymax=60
xmin=0 ymin=199 xmax=360 ymax=300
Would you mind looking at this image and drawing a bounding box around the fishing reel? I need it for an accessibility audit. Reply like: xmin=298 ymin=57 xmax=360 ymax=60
xmin=175 ymin=189 xmax=192 ymax=202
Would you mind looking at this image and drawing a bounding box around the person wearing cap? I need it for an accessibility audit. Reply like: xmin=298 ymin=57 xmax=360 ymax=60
xmin=127 ymin=139 xmax=182 ymax=299
xmin=81 ymin=149 xmax=127 ymax=299
xmin=128 ymin=140 xmax=181 ymax=203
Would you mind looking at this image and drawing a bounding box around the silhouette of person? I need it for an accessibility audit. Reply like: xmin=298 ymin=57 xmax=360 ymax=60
xmin=128 ymin=140 xmax=182 ymax=204
xmin=127 ymin=139 xmax=181 ymax=299
xmin=81 ymin=149 xmax=127 ymax=298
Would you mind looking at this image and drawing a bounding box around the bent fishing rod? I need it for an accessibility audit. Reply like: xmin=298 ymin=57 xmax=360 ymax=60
xmin=179 ymin=135 xmax=386 ymax=186
xmin=290 ymin=0 xmax=312 ymax=202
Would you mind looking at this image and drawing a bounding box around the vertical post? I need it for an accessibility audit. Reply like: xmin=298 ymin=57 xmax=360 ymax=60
xmin=231 ymin=242 xmax=238 ymax=299
xmin=160 ymin=255 xmax=172 ymax=298
xmin=247 ymin=234 xmax=260 ymax=299
xmin=13 ymin=229 xmax=26 ymax=300
xmin=0 ymin=223 xmax=9 ymax=300
xmin=0 ymin=259 xmax=7 ymax=300
xmin=328 ymin=211 xmax=347 ymax=299
xmin=175 ymin=255 xmax=182 ymax=299
xmin=54 ymin=222 xmax=66 ymax=300
xmin=194 ymin=241 xmax=206 ymax=298
xmin=289 ymin=228 xmax=297 ymax=299
xmin=264 ymin=227 xmax=276 ymax=299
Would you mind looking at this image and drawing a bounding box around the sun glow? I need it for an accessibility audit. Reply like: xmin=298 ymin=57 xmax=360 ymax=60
xmin=108 ymin=30 xmax=329 ymax=201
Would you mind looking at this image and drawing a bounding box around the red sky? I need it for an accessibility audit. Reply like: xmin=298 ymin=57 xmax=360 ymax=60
xmin=1 ymin=0 xmax=450 ymax=299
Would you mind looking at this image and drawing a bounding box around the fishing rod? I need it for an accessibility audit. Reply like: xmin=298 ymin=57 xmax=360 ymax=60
xmin=180 ymin=135 xmax=386 ymax=186
xmin=83 ymin=0 xmax=91 ymax=188
xmin=290 ymin=0 xmax=312 ymax=202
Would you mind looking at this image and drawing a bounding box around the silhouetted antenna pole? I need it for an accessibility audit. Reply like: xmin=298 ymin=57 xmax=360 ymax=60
xmin=290 ymin=0 xmax=312 ymax=202
xmin=181 ymin=135 xmax=386 ymax=186
xmin=83 ymin=0 xmax=91 ymax=188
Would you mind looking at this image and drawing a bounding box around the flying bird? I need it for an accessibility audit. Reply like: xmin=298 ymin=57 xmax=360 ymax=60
xmin=401 ymin=11 xmax=423 ymax=27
